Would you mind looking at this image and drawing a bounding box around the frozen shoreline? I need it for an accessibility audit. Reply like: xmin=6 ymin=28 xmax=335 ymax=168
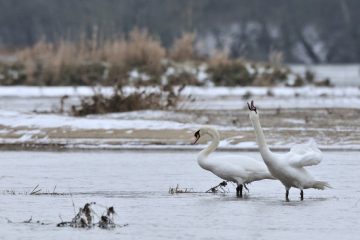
xmin=0 ymin=85 xmax=359 ymax=98
xmin=0 ymin=86 xmax=359 ymax=151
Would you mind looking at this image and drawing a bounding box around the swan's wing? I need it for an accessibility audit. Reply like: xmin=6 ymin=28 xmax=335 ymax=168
xmin=210 ymin=156 xmax=270 ymax=180
xmin=209 ymin=155 xmax=267 ymax=177
xmin=288 ymin=141 xmax=323 ymax=167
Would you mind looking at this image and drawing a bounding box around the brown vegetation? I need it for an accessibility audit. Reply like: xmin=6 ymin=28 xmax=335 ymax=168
xmin=71 ymin=84 xmax=185 ymax=116
xmin=169 ymin=33 xmax=196 ymax=62
xmin=0 ymin=28 xmax=330 ymax=87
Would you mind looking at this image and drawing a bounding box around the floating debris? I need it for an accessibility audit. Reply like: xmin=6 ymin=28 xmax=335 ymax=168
xmin=57 ymin=203 xmax=127 ymax=229
xmin=6 ymin=216 xmax=50 ymax=226
xmin=1 ymin=185 xmax=67 ymax=196
xmin=99 ymin=206 xmax=116 ymax=229
xmin=168 ymin=184 xmax=196 ymax=194
xmin=205 ymin=181 xmax=229 ymax=193
xmin=169 ymin=182 xmax=232 ymax=194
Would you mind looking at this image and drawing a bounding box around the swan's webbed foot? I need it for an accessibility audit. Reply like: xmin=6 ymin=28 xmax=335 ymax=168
xmin=285 ymin=189 xmax=290 ymax=202
xmin=236 ymin=184 xmax=243 ymax=198
xmin=300 ymin=190 xmax=304 ymax=201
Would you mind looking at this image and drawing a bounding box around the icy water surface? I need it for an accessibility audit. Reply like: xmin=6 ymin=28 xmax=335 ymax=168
xmin=0 ymin=150 xmax=359 ymax=240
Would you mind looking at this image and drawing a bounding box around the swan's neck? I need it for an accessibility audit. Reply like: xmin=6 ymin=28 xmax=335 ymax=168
xmin=197 ymin=134 xmax=219 ymax=170
xmin=251 ymin=115 xmax=273 ymax=160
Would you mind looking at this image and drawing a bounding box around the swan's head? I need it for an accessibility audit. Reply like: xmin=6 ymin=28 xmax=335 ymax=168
xmin=247 ymin=100 xmax=257 ymax=113
xmin=192 ymin=126 xmax=220 ymax=144
xmin=247 ymin=100 xmax=259 ymax=120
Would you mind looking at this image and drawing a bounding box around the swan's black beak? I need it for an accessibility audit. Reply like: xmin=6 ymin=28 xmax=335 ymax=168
xmin=251 ymin=100 xmax=257 ymax=113
xmin=192 ymin=130 xmax=200 ymax=144
xmin=248 ymin=100 xmax=257 ymax=113
xmin=247 ymin=102 xmax=252 ymax=111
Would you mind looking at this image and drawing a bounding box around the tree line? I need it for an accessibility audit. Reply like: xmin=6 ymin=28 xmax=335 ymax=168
xmin=0 ymin=0 xmax=359 ymax=63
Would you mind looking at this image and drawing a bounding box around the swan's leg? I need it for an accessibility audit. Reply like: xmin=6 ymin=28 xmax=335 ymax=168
xmin=236 ymin=184 xmax=243 ymax=198
xmin=300 ymin=190 xmax=304 ymax=201
xmin=285 ymin=188 xmax=290 ymax=202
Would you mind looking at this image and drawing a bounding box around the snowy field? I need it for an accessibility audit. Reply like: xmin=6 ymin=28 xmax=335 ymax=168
xmin=0 ymin=85 xmax=359 ymax=150
xmin=0 ymin=150 xmax=358 ymax=240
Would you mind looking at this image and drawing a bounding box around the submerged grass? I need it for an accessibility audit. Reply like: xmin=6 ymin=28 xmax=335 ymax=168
xmin=168 ymin=182 xmax=231 ymax=194
xmin=168 ymin=184 xmax=196 ymax=194
xmin=2 ymin=184 xmax=67 ymax=196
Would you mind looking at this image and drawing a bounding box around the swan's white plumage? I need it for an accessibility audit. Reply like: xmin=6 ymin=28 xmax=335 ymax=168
xmin=249 ymin=110 xmax=330 ymax=198
xmin=287 ymin=141 xmax=323 ymax=167
xmin=201 ymin=154 xmax=273 ymax=184
xmin=196 ymin=126 xmax=274 ymax=186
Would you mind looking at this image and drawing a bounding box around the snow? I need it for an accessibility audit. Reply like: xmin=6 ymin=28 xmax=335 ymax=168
xmin=0 ymin=85 xmax=359 ymax=150
xmin=183 ymin=86 xmax=360 ymax=98
xmin=0 ymin=85 xmax=358 ymax=99
xmin=0 ymin=110 xmax=194 ymax=130
xmin=290 ymin=64 xmax=360 ymax=86
xmin=128 ymin=69 xmax=151 ymax=82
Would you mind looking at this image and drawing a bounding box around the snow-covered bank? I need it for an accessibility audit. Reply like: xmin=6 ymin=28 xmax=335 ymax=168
xmin=0 ymin=85 xmax=359 ymax=150
xmin=2 ymin=86 xmax=360 ymax=112
xmin=184 ymin=86 xmax=360 ymax=97
xmin=0 ymin=86 xmax=358 ymax=98
xmin=0 ymin=108 xmax=358 ymax=151
xmin=0 ymin=110 xmax=195 ymax=130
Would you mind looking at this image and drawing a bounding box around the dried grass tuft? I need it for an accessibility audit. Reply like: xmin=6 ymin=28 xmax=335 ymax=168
xmin=169 ymin=33 xmax=196 ymax=62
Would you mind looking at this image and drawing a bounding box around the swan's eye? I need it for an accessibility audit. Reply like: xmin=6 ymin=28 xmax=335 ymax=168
xmin=194 ymin=130 xmax=200 ymax=138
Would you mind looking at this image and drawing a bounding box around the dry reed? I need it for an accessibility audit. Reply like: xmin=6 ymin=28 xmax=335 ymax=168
xmin=169 ymin=32 xmax=196 ymax=61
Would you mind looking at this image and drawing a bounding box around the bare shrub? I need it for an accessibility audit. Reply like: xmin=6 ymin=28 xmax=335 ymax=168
xmin=207 ymin=50 xmax=255 ymax=86
xmin=208 ymin=50 xmax=231 ymax=67
xmin=124 ymin=28 xmax=165 ymax=76
xmin=102 ymin=39 xmax=127 ymax=66
xmin=16 ymin=39 xmax=93 ymax=85
xmin=13 ymin=28 xmax=165 ymax=85
xmin=71 ymin=84 xmax=185 ymax=116
xmin=208 ymin=59 xmax=253 ymax=86
xmin=167 ymin=71 xmax=201 ymax=86
xmin=2 ymin=27 xmax=332 ymax=87
xmin=169 ymin=33 xmax=196 ymax=62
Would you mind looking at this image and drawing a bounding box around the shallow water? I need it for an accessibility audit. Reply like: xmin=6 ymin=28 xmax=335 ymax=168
xmin=0 ymin=151 xmax=359 ymax=240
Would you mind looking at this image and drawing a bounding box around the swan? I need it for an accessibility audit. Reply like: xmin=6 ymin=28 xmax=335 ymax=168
xmin=247 ymin=101 xmax=330 ymax=201
xmin=193 ymin=126 xmax=274 ymax=197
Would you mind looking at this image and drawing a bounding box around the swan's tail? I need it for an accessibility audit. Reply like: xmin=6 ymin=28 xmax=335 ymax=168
xmin=313 ymin=181 xmax=332 ymax=190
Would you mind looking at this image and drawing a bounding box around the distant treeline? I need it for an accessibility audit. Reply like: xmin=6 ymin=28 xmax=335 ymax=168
xmin=0 ymin=0 xmax=359 ymax=63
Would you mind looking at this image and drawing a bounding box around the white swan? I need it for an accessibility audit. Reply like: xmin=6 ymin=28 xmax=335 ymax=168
xmin=193 ymin=126 xmax=274 ymax=197
xmin=247 ymin=101 xmax=330 ymax=201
